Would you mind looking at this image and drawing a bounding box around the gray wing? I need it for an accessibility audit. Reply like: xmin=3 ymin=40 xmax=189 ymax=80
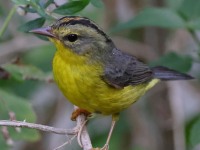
xmin=102 ymin=48 xmax=153 ymax=88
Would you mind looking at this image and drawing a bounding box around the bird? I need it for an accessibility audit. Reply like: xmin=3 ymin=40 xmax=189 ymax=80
xmin=31 ymin=16 xmax=193 ymax=149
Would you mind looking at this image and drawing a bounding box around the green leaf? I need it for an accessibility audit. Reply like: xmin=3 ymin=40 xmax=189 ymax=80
xmin=187 ymin=18 xmax=200 ymax=30
xmin=12 ymin=0 xmax=30 ymax=5
xmin=0 ymin=4 xmax=5 ymax=16
xmin=53 ymin=0 xmax=90 ymax=15
xmin=149 ymin=52 xmax=192 ymax=73
xmin=187 ymin=116 xmax=200 ymax=148
xmin=23 ymin=44 xmax=55 ymax=72
xmin=0 ymin=135 xmax=8 ymax=150
xmin=0 ymin=89 xmax=36 ymax=122
xmin=1 ymin=63 xmax=52 ymax=82
xmin=10 ymin=127 xmax=40 ymax=142
xmin=179 ymin=0 xmax=200 ymax=20
xmin=0 ymin=89 xmax=40 ymax=141
xmin=20 ymin=6 xmax=37 ymax=13
xmin=0 ymin=64 xmax=22 ymax=81
xmin=166 ymin=0 xmax=184 ymax=10
xmin=90 ymin=0 xmax=104 ymax=8
xmin=33 ymin=0 xmax=40 ymax=5
xmin=111 ymin=8 xmax=186 ymax=32
xmin=18 ymin=17 xmax=45 ymax=33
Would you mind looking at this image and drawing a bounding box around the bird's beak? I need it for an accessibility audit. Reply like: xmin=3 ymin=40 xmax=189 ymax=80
xmin=30 ymin=26 xmax=56 ymax=38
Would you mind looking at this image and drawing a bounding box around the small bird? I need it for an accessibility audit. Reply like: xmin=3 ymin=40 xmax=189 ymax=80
xmin=31 ymin=16 xmax=193 ymax=149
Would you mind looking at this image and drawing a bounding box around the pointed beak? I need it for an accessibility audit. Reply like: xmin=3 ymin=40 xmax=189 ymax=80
xmin=30 ymin=26 xmax=56 ymax=38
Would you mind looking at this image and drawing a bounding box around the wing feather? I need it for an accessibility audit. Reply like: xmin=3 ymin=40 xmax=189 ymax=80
xmin=102 ymin=48 xmax=153 ymax=88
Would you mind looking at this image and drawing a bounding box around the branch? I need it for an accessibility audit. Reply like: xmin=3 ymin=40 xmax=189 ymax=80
xmin=0 ymin=120 xmax=76 ymax=135
xmin=74 ymin=106 xmax=93 ymax=150
xmin=0 ymin=106 xmax=94 ymax=150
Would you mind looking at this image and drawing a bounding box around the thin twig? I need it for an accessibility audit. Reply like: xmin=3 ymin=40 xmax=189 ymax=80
xmin=0 ymin=6 xmax=16 ymax=38
xmin=53 ymin=135 xmax=77 ymax=150
xmin=0 ymin=120 xmax=76 ymax=135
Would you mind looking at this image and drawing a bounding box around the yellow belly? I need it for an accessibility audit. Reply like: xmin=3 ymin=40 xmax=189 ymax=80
xmin=53 ymin=51 xmax=159 ymax=115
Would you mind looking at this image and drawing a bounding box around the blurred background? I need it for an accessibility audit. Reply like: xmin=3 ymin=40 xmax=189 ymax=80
xmin=0 ymin=0 xmax=200 ymax=150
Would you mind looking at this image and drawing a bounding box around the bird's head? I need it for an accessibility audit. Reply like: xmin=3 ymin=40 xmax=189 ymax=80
xmin=31 ymin=16 xmax=114 ymax=58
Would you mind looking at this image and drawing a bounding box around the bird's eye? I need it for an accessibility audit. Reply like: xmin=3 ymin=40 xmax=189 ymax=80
xmin=63 ymin=34 xmax=78 ymax=42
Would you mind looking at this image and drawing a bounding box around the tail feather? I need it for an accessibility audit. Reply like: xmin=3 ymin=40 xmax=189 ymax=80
xmin=151 ymin=66 xmax=194 ymax=80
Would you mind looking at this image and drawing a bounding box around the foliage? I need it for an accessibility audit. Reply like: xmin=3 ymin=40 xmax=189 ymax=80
xmin=18 ymin=17 xmax=45 ymax=32
xmin=11 ymin=0 xmax=105 ymax=33
xmin=0 ymin=89 xmax=40 ymax=150
xmin=112 ymin=0 xmax=200 ymax=31
xmin=186 ymin=116 xmax=200 ymax=149
xmin=1 ymin=62 xmax=52 ymax=82
xmin=53 ymin=0 xmax=90 ymax=15
xmin=150 ymin=52 xmax=193 ymax=73
xmin=112 ymin=8 xmax=185 ymax=31
xmin=0 ymin=0 xmax=103 ymax=148
xmin=0 ymin=0 xmax=200 ymax=149
xmin=111 ymin=0 xmax=200 ymax=148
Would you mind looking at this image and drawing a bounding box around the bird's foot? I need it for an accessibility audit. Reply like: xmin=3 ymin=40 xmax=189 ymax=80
xmin=71 ymin=108 xmax=91 ymax=121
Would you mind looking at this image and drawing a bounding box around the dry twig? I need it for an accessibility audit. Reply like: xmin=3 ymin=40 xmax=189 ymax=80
xmin=0 ymin=120 xmax=76 ymax=135
xmin=0 ymin=109 xmax=93 ymax=150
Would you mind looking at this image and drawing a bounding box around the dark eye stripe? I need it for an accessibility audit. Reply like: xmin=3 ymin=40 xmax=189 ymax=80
xmin=55 ymin=18 xmax=112 ymax=43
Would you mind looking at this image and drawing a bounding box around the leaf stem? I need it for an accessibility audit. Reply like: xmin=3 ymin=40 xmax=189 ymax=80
xmin=0 ymin=5 xmax=17 ymax=38
xmin=29 ymin=1 xmax=55 ymax=20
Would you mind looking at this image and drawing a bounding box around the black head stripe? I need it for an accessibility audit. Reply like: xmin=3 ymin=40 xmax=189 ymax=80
xmin=53 ymin=16 xmax=111 ymax=42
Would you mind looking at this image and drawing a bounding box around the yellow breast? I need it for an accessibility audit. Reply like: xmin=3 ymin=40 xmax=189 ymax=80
xmin=52 ymin=41 xmax=159 ymax=115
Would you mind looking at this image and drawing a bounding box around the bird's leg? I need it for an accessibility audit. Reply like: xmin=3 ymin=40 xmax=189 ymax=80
xmin=101 ymin=114 xmax=119 ymax=150
xmin=71 ymin=108 xmax=91 ymax=121
xmin=101 ymin=121 xmax=116 ymax=150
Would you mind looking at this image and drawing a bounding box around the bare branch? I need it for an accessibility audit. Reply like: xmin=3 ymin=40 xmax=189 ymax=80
xmin=0 ymin=120 xmax=76 ymax=135
xmin=0 ymin=107 xmax=94 ymax=149
xmin=77 ymin=115 xmax=92 ymax=150
xmin=74 ymin=106 xmax=93 ymax=150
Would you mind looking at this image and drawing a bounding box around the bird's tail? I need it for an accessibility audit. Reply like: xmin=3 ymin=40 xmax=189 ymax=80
xmin=151 ymin=66 xmax=194 ymax=80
